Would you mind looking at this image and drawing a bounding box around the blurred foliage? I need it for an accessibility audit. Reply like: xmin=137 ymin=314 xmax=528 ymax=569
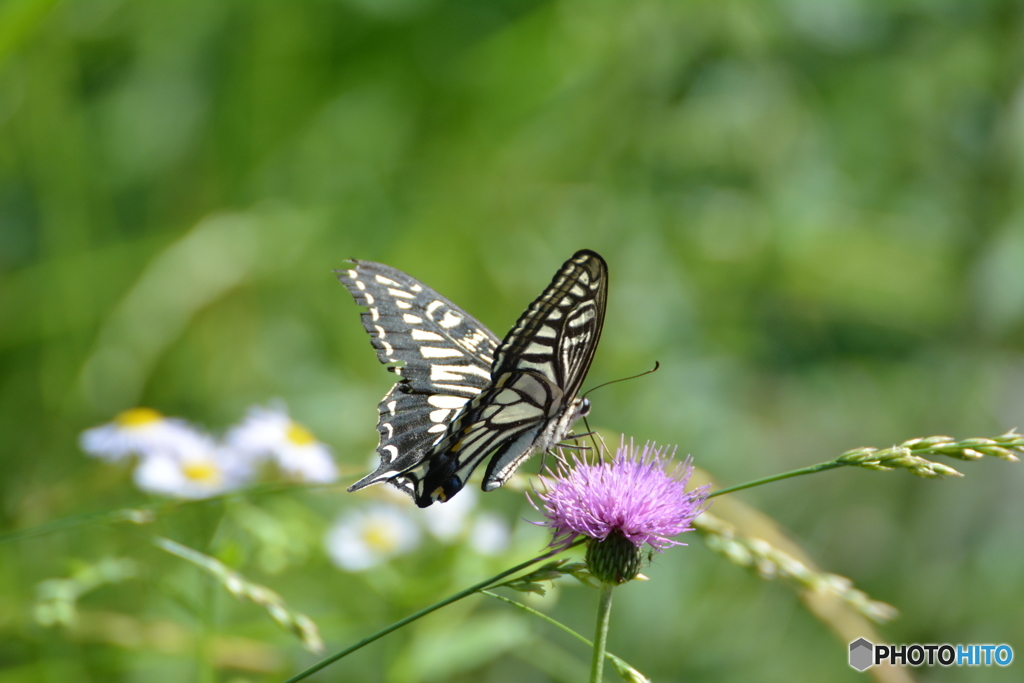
xmin=2 ymin=0 xmax=1024 ymax=681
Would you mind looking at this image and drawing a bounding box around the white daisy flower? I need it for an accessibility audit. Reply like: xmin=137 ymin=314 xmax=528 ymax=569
xmin=469 ymin=511 xmax=512 ymax=557
xmin=419 ymin=486 xmax=478 ymax=543
xmin=79 ymin=407 xmax=208 ymax=463
xmin=226 ymin=404 xmax=338 ymax=483
xmin=325 ymin=504 xmax=421 ymax=572
xmin=133 ymin=436 xmax=253 ymax=499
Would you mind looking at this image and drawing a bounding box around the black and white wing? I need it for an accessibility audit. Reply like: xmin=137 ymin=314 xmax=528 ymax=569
xmin=336 ymin=260 xmax=500 ymax=496
xmin=398 ymin=249 xmax=608 ymax=507
xmin=490 ymin=248 xmax=607 ymax=403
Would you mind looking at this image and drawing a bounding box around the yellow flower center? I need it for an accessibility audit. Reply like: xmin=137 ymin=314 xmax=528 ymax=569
xmin=362 ymin=521 xmax=399 ymax=554
xmin=182 ymin=461 xmax=221 ymax=484
xmin=115 ymin=407 xmax=164 ymax=428
xmin=286 ymin=421 xmax=316 ymax=446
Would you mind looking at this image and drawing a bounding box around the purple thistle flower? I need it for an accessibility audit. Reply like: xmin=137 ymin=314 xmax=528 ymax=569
xmin=534 ymin=441 xmax=711 ymax=555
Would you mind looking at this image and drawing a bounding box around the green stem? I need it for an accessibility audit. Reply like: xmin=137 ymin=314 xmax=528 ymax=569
xmin=707 ymin=461 xmax=843 ymax=498
xmin=282 ymin=544 xmax=579 ymax=683
xmin=0 ymin=480 xmax=309 ymax=545
xmin=590 ymin=584 xmax=614 ymax=683
xmin=481 ymin=590 xmax=638 ymax=676
xmin=196 ymin=572 xmax=216 ymax=683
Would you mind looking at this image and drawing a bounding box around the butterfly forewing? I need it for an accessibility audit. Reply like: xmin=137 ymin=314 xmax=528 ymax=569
xmin=401 ymin=250 xmax=608 ymax=506
xmin=336 ymin=260 xmax=500 ymax=491
xmin=492 ymin=250 xmax=607 ymax=399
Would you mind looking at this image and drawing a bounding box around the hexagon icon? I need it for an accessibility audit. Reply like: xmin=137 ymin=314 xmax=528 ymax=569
xmin=849 ymin=638 xmax=874 ymax=671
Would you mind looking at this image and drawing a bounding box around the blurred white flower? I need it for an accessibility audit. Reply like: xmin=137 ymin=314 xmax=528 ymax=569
xmin=419 ymin=486 xmax=477 ymax=543
xmin=227 ymin=404 xmax=338 ymax=483
xmin=79 ymin=407 xmax=208 ymax=462
xmin=325 ymin=504 xmax=421 ymax=572
xmin=133 ymin=436 xmax=253 ymax=499
xmin=354 ymin=478 xmax=509 ymax=556
xmin=469 ymin=511 xmax=512 ymax=556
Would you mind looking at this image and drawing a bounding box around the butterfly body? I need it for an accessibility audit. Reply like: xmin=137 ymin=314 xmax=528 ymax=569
xmin=338 ymin=249 xmax=607 ymax=507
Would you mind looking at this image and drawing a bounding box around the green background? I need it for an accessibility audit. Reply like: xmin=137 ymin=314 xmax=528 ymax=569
xmin=1 ymin=0 xmax=1023 ymax=681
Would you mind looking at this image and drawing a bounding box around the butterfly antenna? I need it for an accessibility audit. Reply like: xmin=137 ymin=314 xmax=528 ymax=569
xmin=576 ymin=362 xmax=659 ymax=462
xmin=581 ymin=361 xmax=660 ymax=400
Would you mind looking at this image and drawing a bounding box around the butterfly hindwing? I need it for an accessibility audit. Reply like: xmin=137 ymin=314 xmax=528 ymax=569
xmin=336 ymin=260 xmax=500 ymax=492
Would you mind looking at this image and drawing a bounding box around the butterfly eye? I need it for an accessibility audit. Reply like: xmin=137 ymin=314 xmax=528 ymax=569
xmin=579 ymin=398 xmax=592 ymax=417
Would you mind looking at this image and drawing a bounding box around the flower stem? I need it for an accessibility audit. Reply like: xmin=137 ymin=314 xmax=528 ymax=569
xmin=590 ymin=584 xmax=615 ymax=683
xmin=708 ymin=461 xmax=843 ymax=498
xmin=480 ymin=590 xmax=640 ymax=676
xmin=282 ymin=541 xmax=583 ymax=683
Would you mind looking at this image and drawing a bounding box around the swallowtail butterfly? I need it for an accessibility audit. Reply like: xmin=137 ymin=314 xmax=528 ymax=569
xmin=338 ymin=249 xmax=607 ymax=507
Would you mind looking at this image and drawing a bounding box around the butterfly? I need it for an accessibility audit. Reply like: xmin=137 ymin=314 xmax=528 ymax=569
xmin=337 ymin=249 xmax=607 ymax=507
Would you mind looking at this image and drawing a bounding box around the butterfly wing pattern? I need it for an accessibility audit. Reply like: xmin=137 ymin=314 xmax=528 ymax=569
xmin=338 ymin=249 xmax=607 ymax=507
xmin=337 ymin=260 xmax=501 ymax=497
